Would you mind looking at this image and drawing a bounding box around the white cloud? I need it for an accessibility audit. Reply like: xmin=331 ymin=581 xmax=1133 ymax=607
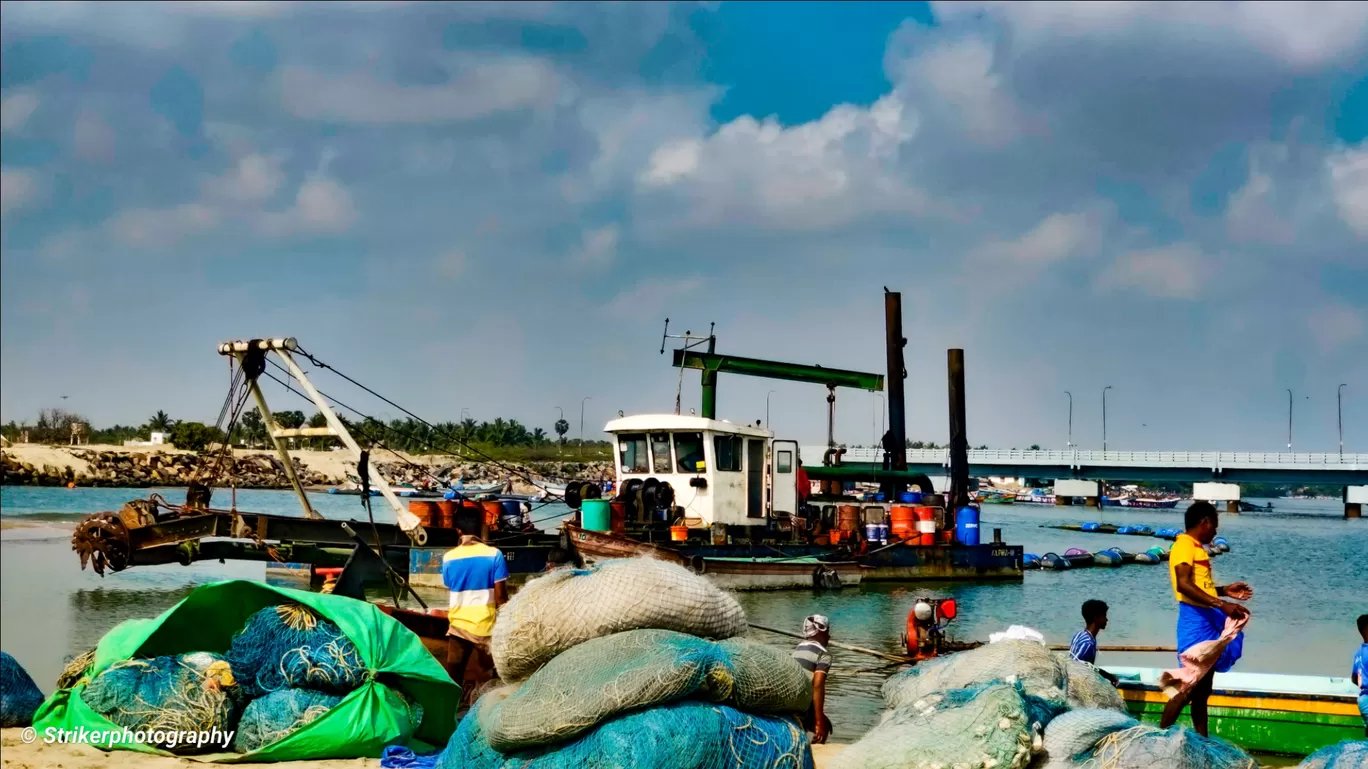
xmin=0 ymin=169 xmax=40 ymax=215
xmin=1 ymin=92 xmax=39 ymax=132
xmin=202 ymin=153 xmax=285 ymax=204
xmin=635 ymin=94 xmax=928 ymax=232
xmin=1327 ymin=144 xmax=1368 ymax=239
xmin=434 ymin=250 xmax=467 ymax=279
xmin=894 ymin=36 xmax=1022 ymax=147
xmin=278 ymin=57 xmax=560 ymax=124
xmin=106 ymin=203 xmax=219 ymax=247
xmin=573 ymin=225 xmax=619 ymax=268
xmin=602 ymin=276 xmax=704 ymax=318
xmin=977 ymin=211 xmax=1104 ymax=264
xmin=1306 ymin=302 xmax=1365 ymax=352
xmin=934 ymin=1 xmax=1368 ymax=69
xmin=1096 ymin=243 xmax=1208 ymax=300
xmin=73 ymin=110 xmax=116 ymax=163
xmin=258 ymin=176 xmax=357 ymax=236
xmin=1225 ymin=168 xmax=1294 ymax=244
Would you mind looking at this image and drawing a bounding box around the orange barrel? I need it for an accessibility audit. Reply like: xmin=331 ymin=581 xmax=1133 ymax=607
xmin=837 ymin=505 xmax=860 ymax=532
xmin=670 ymin=525 xmax=689 ymax=542
xmin=481 ymin=500 xmax=503 ymax=529
xmin=890 ymin=506 xmax=916 ymax=540
xmin=408 ymin=500 xmax=438 ymax=527
xmin=609 ymin=500 xmax=627 ymax=534
xmin=915 ymin=506 xmax=936 ymax=546
xmin=829 ymin=529 xmax=843 ymax=545
xmin=435 ymin=500 xmax=457 ymax=529
xmin=940 ymin=529 xmax=954 ymax=545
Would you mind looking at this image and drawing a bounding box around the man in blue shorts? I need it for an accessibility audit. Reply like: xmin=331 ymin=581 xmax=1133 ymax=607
xmin=1353 ymin=614 xmax=1368 ymax=737
xmin=1159 ymin=501 xmax=1252 ymax=736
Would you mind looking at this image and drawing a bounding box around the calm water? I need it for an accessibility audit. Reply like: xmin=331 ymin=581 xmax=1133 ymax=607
xmin=2 ymin=486 xmax=1363 ymax=745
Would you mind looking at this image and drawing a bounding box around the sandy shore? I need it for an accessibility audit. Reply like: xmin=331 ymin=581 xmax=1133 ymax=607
xmin=0 ymin=731 xmax=853 ymax=768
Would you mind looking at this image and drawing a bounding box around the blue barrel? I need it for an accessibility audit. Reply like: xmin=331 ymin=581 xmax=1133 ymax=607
xmin=955 ymin=506 xmax=980 ymax=546
xmin=866 ymin=523 xmax=879 ymax=542
xmin=500 ymin=499 xmax=524 ymax=529
xmin=1081 ymin=521 xmax=1102 ymax=531
xmin=877 ymin=522 xmax=890 ymax=543
xmin=581 ymin=499 xmax=611 ymax=532
xmin=899 ymin=491 xmax=924 ymax=504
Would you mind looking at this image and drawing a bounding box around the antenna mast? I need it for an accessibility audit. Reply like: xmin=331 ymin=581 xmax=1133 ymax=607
xmin=660 ymin=319 xmax=716 ymax=415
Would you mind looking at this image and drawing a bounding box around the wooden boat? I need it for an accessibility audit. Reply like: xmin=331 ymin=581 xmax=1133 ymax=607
xmin=1118 ymin=496 xmax=1182 ymax=509
xmin=563 ymin=524 xmax=864 ymax=590
xmin=1108 ymin=666 xmax=1364 ymax=757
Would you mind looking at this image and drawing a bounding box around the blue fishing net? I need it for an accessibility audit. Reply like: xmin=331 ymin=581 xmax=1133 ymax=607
xmin=1 ymin=651 xmax=45 ymax=727
xmin=233 ymin=688 xmax=342 ymax=753
xmin=1056 ymin=722 xmax=1257 ymax=769
xmin=227 ymin=602 xmax=366 ymax=697
xmin=479 ymin=629 xmax=811 ymax=752
xmin=440 ymin=700 xmax=812 ymax=769
xmin=833 ymin=682 xmax=1045 ymax=769
xmin=80 ymin=653 xmax=239 ymax=753
xmin=1297 ymin=740 xmax=1368 ymax=769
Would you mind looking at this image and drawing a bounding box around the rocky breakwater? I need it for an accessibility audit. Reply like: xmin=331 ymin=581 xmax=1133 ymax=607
xmin=1 ymin=447 xmax=329 ymax=489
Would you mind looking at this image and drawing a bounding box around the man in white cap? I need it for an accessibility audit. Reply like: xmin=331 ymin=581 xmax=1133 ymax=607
xmin=792 ymin=614 xmax=833 ymax=744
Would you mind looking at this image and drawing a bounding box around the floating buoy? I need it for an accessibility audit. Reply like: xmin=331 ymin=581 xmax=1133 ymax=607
xmin=67 ymin=482 xmax=76 ymax=489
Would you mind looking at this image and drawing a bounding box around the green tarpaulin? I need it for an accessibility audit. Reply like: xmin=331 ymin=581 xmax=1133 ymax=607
xmin=33 ymin=580 xmax=460 ymax=762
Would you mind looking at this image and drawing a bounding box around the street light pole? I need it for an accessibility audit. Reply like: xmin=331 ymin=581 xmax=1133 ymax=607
xmin=1102 ymin=385 xmax=1112 ymax=451
xmin=1287 ymin=389 xmax=1293 ymax=451
xmin=766 ymin=390 xmax=776 ymax=433
xmin=580 ymin=396 xmax=592 ymax=457
xmin=1065 ymin=391 xmax=1073 ymax=448
xmin=1339 ymin=384 xmax=1347 ymax=457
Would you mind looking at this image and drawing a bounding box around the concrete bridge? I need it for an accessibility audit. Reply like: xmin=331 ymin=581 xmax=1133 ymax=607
xmin=800 ymin=446 xmax=1368 ymax=516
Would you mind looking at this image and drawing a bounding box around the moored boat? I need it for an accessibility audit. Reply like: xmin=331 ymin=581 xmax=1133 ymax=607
xmin=563 ymin=523 xmax=865 ymax=590
xmin=1118 ymin=496 xmax=1182 ymax=509
xmin=1109 ymin=666 xmax=1363 ymax=757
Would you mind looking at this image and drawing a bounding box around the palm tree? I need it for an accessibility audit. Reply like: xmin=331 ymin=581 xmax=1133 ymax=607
xmin=554 ymin=418 xmax=569 ymax=444
xmin=147 ymin=410 xmax=173 ymax=434
xmin=531 ymin=427 xmax=548 ymax=446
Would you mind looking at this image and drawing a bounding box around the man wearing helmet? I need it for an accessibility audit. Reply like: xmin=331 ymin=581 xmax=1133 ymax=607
xmin=792 ymin=614 xmax=833 ymax=744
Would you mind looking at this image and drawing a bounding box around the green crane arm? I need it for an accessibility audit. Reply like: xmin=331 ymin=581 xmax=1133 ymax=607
xmin=671 ymin=350 xmax=884 ymax=419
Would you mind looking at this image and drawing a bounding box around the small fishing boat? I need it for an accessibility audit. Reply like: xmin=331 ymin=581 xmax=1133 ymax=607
xmin=1014 ymin=491 xmax=1056 ymax=505
xmin=1118 ymin=496 xmax=1181 ymax=509
xmin=1109 ymin=666 xmax=1363 ymax=757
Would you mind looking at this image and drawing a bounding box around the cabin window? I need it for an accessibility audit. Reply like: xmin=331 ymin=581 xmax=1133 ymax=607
xmin=713 ymin=434 xmax=743 ymax=472
xmin=618 ymin=433 xmax=649 ymax=474
xmin=674 ymin=432 xmax=705 ymax=472
xmin=650 ymin=433 xmax=673 ymax=474
xmin=777 ymin=450 xmax=793 ymax=473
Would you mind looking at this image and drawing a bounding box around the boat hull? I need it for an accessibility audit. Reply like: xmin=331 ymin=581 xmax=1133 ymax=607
xmin=563 ymin=525 xmax=864 ymax=590
xmin=1110 ymin=667 xmax=1363 ymax=757
xmin=857 ymin=542 xmax=1023 ymax=581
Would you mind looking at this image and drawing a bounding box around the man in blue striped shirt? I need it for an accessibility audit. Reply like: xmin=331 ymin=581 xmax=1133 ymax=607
xmin=1070 ymin=599 xmax=1119 ymax=686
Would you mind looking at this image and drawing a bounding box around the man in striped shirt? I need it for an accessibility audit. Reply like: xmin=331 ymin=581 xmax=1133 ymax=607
xmin=1070 ymin=599 xmax=1119 ymax=686
xmin=792 ymin=614 xmax=833 ymax=744
xmin=441 ymin=531 xmax=509 ymax=691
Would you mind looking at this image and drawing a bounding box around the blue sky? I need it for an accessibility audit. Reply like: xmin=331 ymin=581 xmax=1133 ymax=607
xmin=2 ymin=1 xmax=1366 ymax=452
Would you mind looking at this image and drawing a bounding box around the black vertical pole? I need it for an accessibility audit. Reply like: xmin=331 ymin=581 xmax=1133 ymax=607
xmin=884 ymin=291 xmax=908 ymax=497
xmin=947 ymin=349 xmax=969 ymax=512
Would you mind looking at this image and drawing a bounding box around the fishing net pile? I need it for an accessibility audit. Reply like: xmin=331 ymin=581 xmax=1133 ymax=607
xmin=439 ymin=557 xmax=813 ymax=769
xmin=831 ymin=681 xmax=1060 ymax=769
xmin=81 ymin=652 xmax=238 ymax=753
xmin=841 ymin=632 xmax=1257 ymax=769
xmin=1039 ymin=709 xmax=1257 ymax=769
xmin=227 ymin=602 xmax=366 ymax=696
xmin=234 ymin=688 xmax=342 ymax=753
xmin=0 ymin=651 xmax=45 ymax=727
xmin=489 ymin=557 xmax=748 ymax=682
xmin=1297 ymin=740 xmax=1368 ymax=769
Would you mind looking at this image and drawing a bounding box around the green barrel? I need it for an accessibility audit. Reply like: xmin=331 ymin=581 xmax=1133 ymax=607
xmin=581 ymin=498 xmax=611 ymax=532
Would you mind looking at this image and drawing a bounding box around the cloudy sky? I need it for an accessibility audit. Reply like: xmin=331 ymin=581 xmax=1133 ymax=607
xmin=2 ymin=1 xmax=1365 ymax=452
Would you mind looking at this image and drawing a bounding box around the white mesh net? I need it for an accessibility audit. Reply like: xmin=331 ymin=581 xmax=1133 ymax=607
xmin=882 ymin=640 xmax=1069 ymax=711
xmin=1058 ymin=655 xmax=1127 ymax=712
xmin=489 ymin=558 xmax=747 ymax=682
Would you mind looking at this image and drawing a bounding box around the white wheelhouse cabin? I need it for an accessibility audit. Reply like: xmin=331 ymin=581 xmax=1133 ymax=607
xmin=602 ymin=414 xmax=800 ymax=528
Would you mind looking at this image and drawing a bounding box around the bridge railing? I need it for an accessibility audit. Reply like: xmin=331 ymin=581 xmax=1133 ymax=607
xmin=809 ymin=446 xmax=1366 ymax=470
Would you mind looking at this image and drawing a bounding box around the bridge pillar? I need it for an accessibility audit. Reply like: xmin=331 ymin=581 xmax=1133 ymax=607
xmin=1054 ymin=479 xmax=1100 ymax=508
xmin=1194 ymin=482 xmax=1240 ymax=514
xmin=1346 ymin=486 xmax=1367 ymax=519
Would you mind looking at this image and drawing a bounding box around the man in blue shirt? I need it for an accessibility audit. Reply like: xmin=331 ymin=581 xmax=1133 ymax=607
xmin=1354 ymin=614 xmax=1368 ymax=736
xmin=1070 ymin=599 xmax=1119 ymax=686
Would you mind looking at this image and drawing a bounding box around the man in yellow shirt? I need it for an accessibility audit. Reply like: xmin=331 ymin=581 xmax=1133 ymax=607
xmin=1160 ymin=501 xmax=1253 ymax=736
